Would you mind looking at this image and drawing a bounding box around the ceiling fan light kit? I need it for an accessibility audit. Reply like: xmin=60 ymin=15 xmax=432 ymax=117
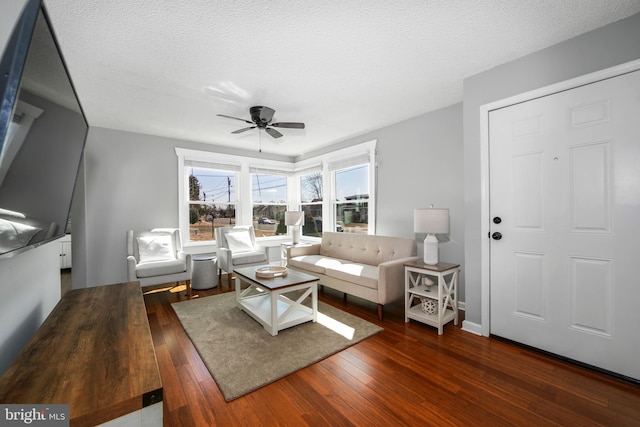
xmin=217 ymin=106 xmax=305 ymax=140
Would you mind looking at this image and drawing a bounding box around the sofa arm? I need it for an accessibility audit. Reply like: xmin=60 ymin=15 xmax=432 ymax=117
xmin=126 ymin=256 xmax=138 ymax=282
xmin=288 ymin=243 xmax=320 ymax=258
xmin=377 ymin=256 xmax=420 ymax=304
xmin=217 ymin=247 xmax=233 ymax=274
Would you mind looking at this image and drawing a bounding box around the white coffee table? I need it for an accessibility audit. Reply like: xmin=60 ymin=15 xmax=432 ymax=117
xmin=234 ymin=266 xmax=318 ymax=336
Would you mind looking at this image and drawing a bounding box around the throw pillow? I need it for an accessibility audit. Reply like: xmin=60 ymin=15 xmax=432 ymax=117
xmin=225 ymin=231 xmax=254 ymax=253
xmin=137 ymin=234 xmax=176 ymax=263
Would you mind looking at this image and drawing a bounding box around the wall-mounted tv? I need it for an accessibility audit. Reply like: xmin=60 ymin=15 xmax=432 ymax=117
xmin=0 ymin=0 xmax=88 ymax=258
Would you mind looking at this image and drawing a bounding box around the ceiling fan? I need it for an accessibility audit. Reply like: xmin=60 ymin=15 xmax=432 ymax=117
xmin=217 ymin=106 xmax=305 ymax=138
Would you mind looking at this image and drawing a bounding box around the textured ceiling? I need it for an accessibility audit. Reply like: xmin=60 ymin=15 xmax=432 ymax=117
xmin=40 ymin=0 xmax=640 ymax=156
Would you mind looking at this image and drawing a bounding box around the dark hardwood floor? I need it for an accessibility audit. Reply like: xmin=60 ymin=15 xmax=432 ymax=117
xmin=143 ymin=279 xmax=640 ymax=426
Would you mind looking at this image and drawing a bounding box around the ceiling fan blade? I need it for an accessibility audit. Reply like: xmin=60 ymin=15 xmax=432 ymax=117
xmin=232 ymin=126 xmax=256 ymax=134
xmin=265 ymin=127 xmax=283 ymax=138
xmin=271 ymin=122 xmax=305 ymax=129
xmin=217 ymin=114 xmax=253 ymax=124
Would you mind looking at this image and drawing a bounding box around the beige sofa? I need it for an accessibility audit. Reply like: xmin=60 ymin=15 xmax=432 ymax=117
xmin=287 ymin=232 xmax=418 ymax=321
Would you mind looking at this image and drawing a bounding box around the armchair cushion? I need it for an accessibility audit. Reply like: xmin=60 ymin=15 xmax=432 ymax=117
xmin=225 ymin=231 xmax=254 ymax=253
xmin=135 ymin=259 xmax=187 ymax=278
xmin=231 ymin=249 xmax=268 ymax=266
xmin=136 ymin=234 xmax=176 ymax=263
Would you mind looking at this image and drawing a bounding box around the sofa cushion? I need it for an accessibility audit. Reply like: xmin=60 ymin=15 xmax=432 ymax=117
xmin=288 ymin=255 xmax=351 ymax=274
xmin=136 ymin=259 xmax=186 ymax=278
xmin=325 ymin=263 xmax=379 ymax=290
xmin=319 ymin=232 xmax=417 ymax=266
xmin=232 ymin=250 xmax=267 ymax=266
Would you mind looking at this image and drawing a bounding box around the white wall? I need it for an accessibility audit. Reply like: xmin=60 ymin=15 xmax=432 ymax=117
xmin=462 ymin=12 xmax=640 ymax=326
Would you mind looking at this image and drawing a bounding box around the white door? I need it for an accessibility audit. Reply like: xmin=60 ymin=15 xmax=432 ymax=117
xmin=489 ymin=70 xmax=640 ymax=380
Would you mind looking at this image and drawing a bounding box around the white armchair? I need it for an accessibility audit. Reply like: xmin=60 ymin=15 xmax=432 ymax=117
xmin=126 ymin=228 xmax=192 ymax=296
xmin=215 ymin=225 xmax=269 ymax=287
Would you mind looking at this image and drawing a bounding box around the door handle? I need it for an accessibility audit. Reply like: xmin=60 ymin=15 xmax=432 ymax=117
xmin=491 ymin=232 xmax=502 ymax=240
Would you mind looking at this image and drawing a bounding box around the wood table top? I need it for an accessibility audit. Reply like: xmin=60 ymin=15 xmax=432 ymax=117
xmin=0 ymin=282 xmax=163 ymax=427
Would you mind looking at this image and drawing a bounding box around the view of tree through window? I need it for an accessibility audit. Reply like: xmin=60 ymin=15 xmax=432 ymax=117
xmin=188 ymin=166 xmax=236 ymax=242
xmin=301 ymin=172 xmax=323 ymax=237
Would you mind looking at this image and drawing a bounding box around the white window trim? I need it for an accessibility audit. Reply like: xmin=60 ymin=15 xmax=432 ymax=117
xmin=175 ymin=140 xmax=377 ymax=247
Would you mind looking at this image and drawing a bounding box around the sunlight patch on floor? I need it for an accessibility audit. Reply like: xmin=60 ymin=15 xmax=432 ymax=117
xmin=317 ymin=311 xmax=355 ymax=340
xmin=143 ymin=284 xmax=188 ymax=295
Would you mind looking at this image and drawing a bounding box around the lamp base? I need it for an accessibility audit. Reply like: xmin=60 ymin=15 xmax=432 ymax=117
xmin=292 ymin=227 xmax=301 ymax=244
xmin=423 ymin=234 xmax=439 ymax=265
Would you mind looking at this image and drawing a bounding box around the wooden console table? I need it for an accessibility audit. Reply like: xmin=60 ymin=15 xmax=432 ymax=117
xmin=0 ymin=282 xmax=163 ymax=426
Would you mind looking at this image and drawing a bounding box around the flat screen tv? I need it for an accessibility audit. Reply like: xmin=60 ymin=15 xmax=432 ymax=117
xmin=0 ymin=0 xmax=88 ymax=258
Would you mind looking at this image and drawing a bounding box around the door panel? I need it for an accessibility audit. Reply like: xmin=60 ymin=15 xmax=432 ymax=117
xmin=489 ymin=70 xmax=640 ymax=380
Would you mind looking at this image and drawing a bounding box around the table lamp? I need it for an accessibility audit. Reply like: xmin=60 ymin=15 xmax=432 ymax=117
xmin=414 ymin=207 xmax=449 ymax=265
xmin=285 ymin=211 xmax=305 ymax=244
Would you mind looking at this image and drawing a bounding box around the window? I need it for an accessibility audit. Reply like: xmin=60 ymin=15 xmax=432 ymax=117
xmin=176 ymin=140 xmax=376 ymax=246
xmin=334 ymin=164 xmax=369 ymax=234
xmin=300 ymin=170 xmax=323 ymax=237
xmin=251 ymin=171 xmax=288 ymax=238
xmin=185 ymin=161 xmax=238 ymax=243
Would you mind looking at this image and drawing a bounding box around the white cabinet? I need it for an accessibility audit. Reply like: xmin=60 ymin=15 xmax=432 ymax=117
xmin=404 ymin=261 xmax=459 ymax=335
xmin=59 ymin=234 xmax=72 ymax=269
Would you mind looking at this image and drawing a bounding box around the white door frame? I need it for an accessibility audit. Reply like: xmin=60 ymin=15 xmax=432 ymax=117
xmin=479 ymin=58 xmax=640 ymax=337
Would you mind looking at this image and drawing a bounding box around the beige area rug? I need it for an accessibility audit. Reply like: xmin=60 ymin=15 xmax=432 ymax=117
xmin=172 ymin=292 xmax=383 ymax=401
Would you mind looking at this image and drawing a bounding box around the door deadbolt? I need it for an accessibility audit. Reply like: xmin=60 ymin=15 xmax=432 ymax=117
xmin=491 ymin=232 xmax=503 ymax=240
xmin=493 ymin=217 xmax=502 ymax=224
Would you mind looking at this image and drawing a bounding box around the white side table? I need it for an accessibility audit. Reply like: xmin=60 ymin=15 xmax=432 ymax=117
xmin=404 ymin=261 xmax=460 ymax=335
xmin=280 ymin=242 xmax=312 ymax=266
xmin=191 ymin=256 xmax=218 ymax=290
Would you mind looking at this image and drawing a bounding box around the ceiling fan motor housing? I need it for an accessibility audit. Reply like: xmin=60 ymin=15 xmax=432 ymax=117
xmin=250 ymin=106 xmax=275 ymax=127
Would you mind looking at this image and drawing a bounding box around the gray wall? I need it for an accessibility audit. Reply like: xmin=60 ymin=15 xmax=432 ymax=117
xmin=79 ymin=104 xmax=465 ymax=298
xmin=78 ymin=127 xmax=291 ymax=286
xmin=462 ymin=12 xmax=640 ymax=326
xmin=301 ymin=104 xmax=465 ymax=299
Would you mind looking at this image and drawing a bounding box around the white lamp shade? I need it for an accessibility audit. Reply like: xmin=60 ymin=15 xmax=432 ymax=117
xmin=285 ymin=211 xmax=305 ymax=226
xmin=414 ymin=208 xmax=449 ymax=234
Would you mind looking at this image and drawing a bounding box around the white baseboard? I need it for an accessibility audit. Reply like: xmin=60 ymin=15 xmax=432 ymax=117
xmin=461 ymin=320 xmax=483 ymax=336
